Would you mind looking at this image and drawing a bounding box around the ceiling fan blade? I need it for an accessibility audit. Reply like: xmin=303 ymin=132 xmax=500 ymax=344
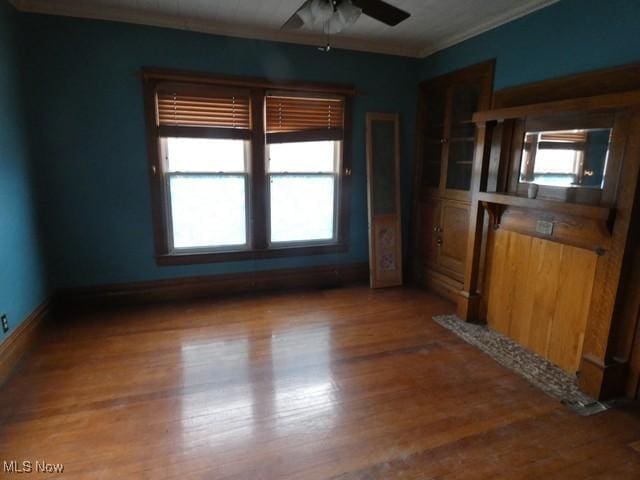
xmin=281 ymin=0 xmax=311 ymax=30
xmin=352 ymin=0 xmax=410 ymax=26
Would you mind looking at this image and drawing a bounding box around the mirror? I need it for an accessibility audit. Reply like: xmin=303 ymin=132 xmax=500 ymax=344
xmin=519 ymin=128 xmax=612 ymax=188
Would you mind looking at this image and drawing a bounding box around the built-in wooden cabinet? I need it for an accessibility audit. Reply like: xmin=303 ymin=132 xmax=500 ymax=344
xmin=413 ymin=61 xmax=494 ymax=299
xmin=458 ymin=62 xmax=640 ymax=400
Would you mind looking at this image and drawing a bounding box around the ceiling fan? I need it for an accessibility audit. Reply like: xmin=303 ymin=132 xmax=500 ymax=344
xmin=282 ymin=0 xmax=410 ymax=36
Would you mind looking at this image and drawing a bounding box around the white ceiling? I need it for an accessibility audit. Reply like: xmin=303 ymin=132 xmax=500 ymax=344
xmin=10 ymin=0 xmax=559 ymax=57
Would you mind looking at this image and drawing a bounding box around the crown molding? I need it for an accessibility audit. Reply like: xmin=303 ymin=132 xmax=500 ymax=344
xmin=418 ymin=0 xmax=560 ymax=57
xmin=11 ymin=0 xmax=559 ymax=59
xmin=10 ymin=0 xmax=424 ymax=58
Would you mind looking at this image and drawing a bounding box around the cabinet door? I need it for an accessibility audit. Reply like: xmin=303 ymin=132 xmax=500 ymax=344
xmin=438 ymin=201 xmax=470 ymax=279
xmin=419 ymin=200 xmax=441 ymax=268
xmin=444 ymin=82 xmax=480 ymax=194
xmin=420 ymin=85 xmax=448 ymax=192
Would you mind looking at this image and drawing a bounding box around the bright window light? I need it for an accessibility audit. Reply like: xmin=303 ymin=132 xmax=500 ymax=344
xmin=167 ymin=138 xmax=246 ymax=172
xmin=269 ymin=141 xmax=336 ymax=173
xmin=169 ymin=175 xmax=247 ymax=249
xmin=165 ymin=137 xmax=249 ymax=250
xmin=268 ymin=141 xmax=339 ymax=243
xmin=270 ymin=175 xmax=335 ymax=242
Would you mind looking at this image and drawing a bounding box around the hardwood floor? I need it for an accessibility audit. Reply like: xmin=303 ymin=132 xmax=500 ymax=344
xmin=1 ymin=286 xmax=639 ymax=479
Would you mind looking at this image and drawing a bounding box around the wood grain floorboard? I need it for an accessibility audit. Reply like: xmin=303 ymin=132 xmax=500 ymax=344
xmin=1 ymin=286 xmax=639 ymax=479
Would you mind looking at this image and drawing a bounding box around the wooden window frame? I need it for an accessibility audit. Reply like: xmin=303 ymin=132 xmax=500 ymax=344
xmin=142 ymin=68 xmax=355 ymax=266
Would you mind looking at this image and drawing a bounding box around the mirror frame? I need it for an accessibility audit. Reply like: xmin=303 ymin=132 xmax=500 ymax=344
xmin=505 ymin=111 xmax=622 ymax=205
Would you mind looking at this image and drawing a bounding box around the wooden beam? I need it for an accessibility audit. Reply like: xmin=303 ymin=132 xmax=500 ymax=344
xmin=474 ymin=89 xmax=640 ymax=124
xmin=579 ymin=110 xmax=640 ymax=399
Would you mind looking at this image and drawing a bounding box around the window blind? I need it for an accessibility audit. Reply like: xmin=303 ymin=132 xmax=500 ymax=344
xmin=540 ymin=131 xmax=588 ymax=143
xmin=156 ymin=83 xmax=251 ymax=134
xmin=266 ymin=94 xmax=344 ymax=143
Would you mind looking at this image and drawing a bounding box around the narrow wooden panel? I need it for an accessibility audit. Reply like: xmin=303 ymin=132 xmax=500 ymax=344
xmin=419 ymin=200 xmax=440 ymax=267
xmin=527 ymin=239 xmax=563 ymax=358
xmin=486 ymin=229 xmax=511 ymax=335
xmin=548 ymin=247 xmax=597 ymax=371
xmin=507 ymin=233 xmax=533 ymax=347
xmin=439 ymin=201 xmax=470 ymax=278
xmin=485 ymin=230 xmax=597 ymax=372
xmin=366 ymin=113 xmax=402 ymax=288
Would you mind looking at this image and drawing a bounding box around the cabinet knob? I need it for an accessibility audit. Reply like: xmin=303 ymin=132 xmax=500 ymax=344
xmin=440 ymin=138 xmax=448 ymax=144
xmin=433 ymin=226 xmax=443 ymax=233
xmin=436 ymin=237 xmax=443 ymax=246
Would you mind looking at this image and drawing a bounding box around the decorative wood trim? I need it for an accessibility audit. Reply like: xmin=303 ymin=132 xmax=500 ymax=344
xmin=493 ymin=63 xmax=640 ymax=109
xmin=57 ymin=263 xmax=369 ymax=307
xmin=474 ymin=89 xmax=640 ymax=124
xmin=457 ymin=121 xmax=494 ymax=321
xmin=579 ymin=109 xmax=640 ymax=400
xmin=143 ymin=68 xmax=357 ymax=96
xmin=156 ymin=243 xmax=349 ymax=265
xmin=423 ymin=269 xmax=463 ymax=303
xmin=0 ymin=298 xmax=53 ymax=386
xmin=487 ymin=205 xmax=612 ymax=253
xmin=476 ymin=192 xmax=612 ymax=221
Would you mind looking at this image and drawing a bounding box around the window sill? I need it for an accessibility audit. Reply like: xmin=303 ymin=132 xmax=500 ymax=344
xmin=155 ymin=243 xmax=348 ymax=266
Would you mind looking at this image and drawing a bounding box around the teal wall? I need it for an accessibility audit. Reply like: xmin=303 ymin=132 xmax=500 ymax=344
xmin=420 ymin=0 xmax=640 ymax=89
xmin=21 ymin=12 xmax=419 ymax=288
xmin=0 ymin=1 xmax=48 ymax=342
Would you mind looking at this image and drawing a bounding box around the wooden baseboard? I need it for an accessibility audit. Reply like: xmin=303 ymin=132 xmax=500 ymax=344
xmin=422 ymin=268 xmax=462 ymax=304
xmin=0 ymin=298 xmax=53 ymax=385
xmin=57 ymin=262 xmax=370 ymax=307
xmin=578 ymin=354 xmax=628 ymax=400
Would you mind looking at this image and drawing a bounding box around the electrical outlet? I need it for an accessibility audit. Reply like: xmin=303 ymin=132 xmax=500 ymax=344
xmin=1 ymin=314 xmax=8 ymax=333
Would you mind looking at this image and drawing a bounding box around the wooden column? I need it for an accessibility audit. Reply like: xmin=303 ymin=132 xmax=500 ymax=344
xmin=457 ymin=121 xmax=495 ymax=321
xmin=579 ymin=110 xmax=640 ymax=399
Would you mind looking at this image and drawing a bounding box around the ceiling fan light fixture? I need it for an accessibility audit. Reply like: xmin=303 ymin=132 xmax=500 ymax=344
xmin=296 ymin=2 xmax=315 ymax=25
xmin=310 ymin=0 xmax=334 ymax=24
xmin=336 ymin=0 xmax=362 ymax=28
xmin=326 ymin=12 xmax=346 ymax=34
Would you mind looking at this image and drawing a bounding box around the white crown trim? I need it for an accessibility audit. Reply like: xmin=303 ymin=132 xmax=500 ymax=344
xmin=11 ymin=0 xmax=559 ymax=59
xmin=418 ymin=0 xmax=560 ymax=57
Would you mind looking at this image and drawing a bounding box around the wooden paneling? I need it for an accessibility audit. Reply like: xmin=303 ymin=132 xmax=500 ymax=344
xmin=493 ymin=63 xmax=640 ymax=108
xmin=419 ymin=200 xmax=440 ymax=266
xmin=439 ymin=201 xmax=470 ymax=278
xmin=485 ymin=230 xmax=597 ymax=372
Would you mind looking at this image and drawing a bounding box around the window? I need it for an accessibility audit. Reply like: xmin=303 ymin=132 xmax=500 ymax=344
xmin=265 ymin=92 xmax=344 ymax=245
xmin=165 ymin=137 xmax=250 ymax=250
xmin=268 ymin=140 xmax=340 ymax=243
xmin=143 ymin=70 xmax=353 ymax=264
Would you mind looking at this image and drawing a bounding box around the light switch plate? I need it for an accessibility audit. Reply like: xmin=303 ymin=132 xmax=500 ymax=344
xmin=536 ymin=219 xmax=554 ymax=236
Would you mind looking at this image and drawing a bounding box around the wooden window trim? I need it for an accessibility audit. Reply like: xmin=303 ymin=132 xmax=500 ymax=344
xmin=142 ymin=68 xmax=354 ymax=266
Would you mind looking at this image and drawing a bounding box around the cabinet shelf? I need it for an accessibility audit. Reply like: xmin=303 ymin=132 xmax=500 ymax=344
xmin=476 ymin=192 xmax=612 ymax=221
